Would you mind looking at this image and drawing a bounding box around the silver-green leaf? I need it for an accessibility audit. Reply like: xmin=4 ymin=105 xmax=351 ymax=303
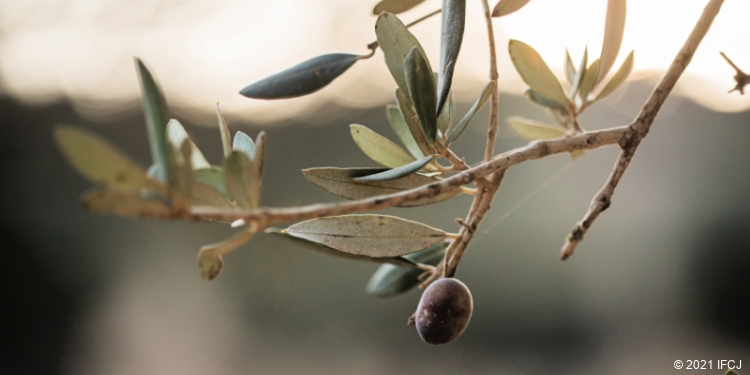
xmin=372 ymin=0 xmax=426 ymax=14
xmin=350 ymin=124 xmax=415 ymax=168
xmin=447 ymin=81 xmax=495 ymax=144
xmin=283 ymin=214 xmax=447 ymax=258
xmin=134 ymin=57 xmax=169 ymax=182
xmin=506 ymin=116 xmax=567 ymax=140
xmin=508 ymin=39 xmax=570 ymax=109
xmin=386 ymin=104 xmax=424 ymax=159
xmin=404 ymin=47 xmax=437 ymax=143
xmin=376 ymin=12 xmax=432 ymax=97
xmin=366 ymin=242 xmax=447 ymax=297
xmin=491 ymin=0 xmax=532 ymax=17
xmin=355 ymin=155 xmax=433 ymax=182
xmin=437 ymin=0 xmax=465 ymax=116
xmin=395 ymin=88 xmax=435 ymax=156
xmin=597 ymin=0 xmax=627 ymax=85
xmin=594 ymin=50 xmax=634 ymax=101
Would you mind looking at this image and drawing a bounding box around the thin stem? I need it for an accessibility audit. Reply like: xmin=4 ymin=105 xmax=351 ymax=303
xmin=560 ymin=0 xmax=725 ymax=260
xmin=481 ymin=0 xmax=500 ymax=161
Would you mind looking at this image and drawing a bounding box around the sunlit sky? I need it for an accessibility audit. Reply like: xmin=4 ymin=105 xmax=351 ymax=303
xmin=0 ymin=0 xmax=748 ymax=124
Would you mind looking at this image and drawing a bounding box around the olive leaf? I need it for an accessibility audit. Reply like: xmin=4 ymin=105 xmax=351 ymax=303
xmin=596 ymin=0 xmax=627 ymax=86
xmin=508 ymin=40 xmax=570 ymax=108
xmin=216 ymin=103 xmax=232 ymax=158
xmin=166 ymin=119 xmax=210 ymax=169
xmin=81 ymin=188 xmax=173 ymax=219
xmin=570 ymin=47 xmax=588 ymax=100
xmin=350 ymin=124 xmax=415 ymax=168
xmin=166 ymin=138 xmax=194 ymax=205
xmin=594 ymin=50 xmax=634 ymax=101
xmin=54 ymin=126 xmax=164 ymax=193
xmin=436 ymin=0 xmax=465 ymax=116
xmin=387 ymin=104 xmax=425 ymax=159
xmin=404 ymin=47 xmax=437 ymax=143
xmin=240 ymin=53 xmax=361 ymax=99
xmin=265 ymin=227 xmax=418 ymax=267
xmin=372 ymin=0 xmax=425 ymax=14
xmin=491 ymin=0 xmax=532 ymax=17
xmin=506 ymin=116 xmax=567 ymax=140
xmin=252 ymin=131 xmax=267 ymax=181
xmin=355 ymin=155 xmax=434 ymax=182
xmin=395 ymin=88 xmax=435 ymax=156
xmin=194 ymin=167 xmax=227 ymax=195
xmin=577 ymin=58 xmax=600 ymax=101
xmin=283 ymin=214 xmax=447 ymax=257
xmin=524 ymin=89 xmax=567 ymax=111
xmin=134 ymin=57 xmax=169 ymax=182
xmin=198 ymin=228 xmax=256 ymax=281
xmin=365 ymin=242 xmax=447 ymax=297
xmin=437 ymin=86 xmax=454 ymax=135
xmin=224 ymin=151 xmax=260 ymax=209
xmin=564 ymin=49 xmax=577 ymax=85
xmin=446 ymin=80 xmax=495 ymax=144
xmin=302 ymin=167 xmax=461 ymax=207
xmin=190 ymin=182 xmax=233 ymax=208
xmin=376 ymin=12 xmax=432 ymax=97
xmin=233 ymin=131 xmax=256 ymax=159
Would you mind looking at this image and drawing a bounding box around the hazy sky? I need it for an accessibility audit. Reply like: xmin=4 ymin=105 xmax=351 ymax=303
xmin=1 ymin=0 xmax=748 ymax=123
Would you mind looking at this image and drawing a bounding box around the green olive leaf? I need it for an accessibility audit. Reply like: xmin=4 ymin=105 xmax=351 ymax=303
xmin=508 ymin=40 xmax=570 ymax=108
xmin=524 ymin=89 xmax=567 ymax=111
xmin=81 ymin=188 xmax=173 ymax=219
xmin=577 ymin=58 xmax=600 ymax=101
xmin=265 ymin=227 xmax=418 ymax=267
xmin=570 ymin=47 xmax=588 ymax=100
xmin=404 ymin=47 xmax=437 ymax=143
xmin=253 ymin=131 xmax=267 ymax=183
xmin=395 ymin=88 xmax=435 ymax=156
xmin=595 ymin=50 xmax=634 ymax=101
xmin=166 ymin=119 xmax=210 ymax=169
xmin=198 ymin=228 xmax=256 ymax=281
xmin=134 ymin=57 xmax=169 ymax=182
xmin=166 ymin=139 xmax=194 ymax=206
xmin=597 ymin=0 xmax=627 ymax=85
xmin=190 ymin=182 xmax=233 ymax=208
xmin=372 ymin=0 xmax=425 ymax=14
xmin=302 ymin=167 xmax=461 ymax=207
xmin=376 ymin=12 xmax=432 ymax=97
xmin=437 ymin=86 xmax=454 ymax=136
xmin=194 ymin=167 xmax=227 ymax=196
xmin=437 ymin=0 xmax=465 ymax=116
xmin=216 ymin=103 xmax=232 ymax=158
xmin=354 ymin=155 xmax=433 ymax=182
xmin=55 ymin=126 xmax=164 ymax=193
xmin=350 ymin=124 xmax=415 ymax=168
xmin=365 ymin=242 xmax=447 ymax=297
xmin=283 ymin=214 xmax=447 ymax=258
xmin=491 ymin=0 xmax=532 ymax=17
xmin=446 ymin=80 xmax=495 ymax=144
xmin=240 ymin=53 xmax=360 ymax=99
xmin=506 ymin=116 xmax=567 ymax=140
xmin=387 ymin=104 xmax=424 ymax=159
xmin=224 ymin=151 xmax=260 ymax=209
xmin=564 ymin=49 xmax=576 ymax=85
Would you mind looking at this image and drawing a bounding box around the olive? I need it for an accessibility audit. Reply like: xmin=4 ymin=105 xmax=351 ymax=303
xmin=415 ymin=277 xmax=473 ymax=344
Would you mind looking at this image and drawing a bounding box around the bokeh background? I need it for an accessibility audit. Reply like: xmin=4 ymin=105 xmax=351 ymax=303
xmin=1 ymin=0 xmax=749 ymax=374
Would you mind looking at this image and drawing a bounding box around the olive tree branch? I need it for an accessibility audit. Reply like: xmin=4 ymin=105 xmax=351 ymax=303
xmin=559 ymin=0 xmax=725 ymax=260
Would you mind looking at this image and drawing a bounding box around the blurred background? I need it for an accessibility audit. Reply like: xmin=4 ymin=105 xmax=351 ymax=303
xmin=1 ymin=0 xmax=749 ymax=374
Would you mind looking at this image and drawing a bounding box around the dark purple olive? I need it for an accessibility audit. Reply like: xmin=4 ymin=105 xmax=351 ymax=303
xmin=415 ymin=277 xmax=473 ymax=344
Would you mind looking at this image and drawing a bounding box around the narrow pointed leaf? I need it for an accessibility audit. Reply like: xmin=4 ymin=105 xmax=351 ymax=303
xmin=375 ymin=13 xmax=431 ymax=96
xmin=233 ymin=131 xmax=256 ymax=160
xmin=395 ymin=88 xmax=434 ymax=156
xmin=166 ymin=139 xmax=194 ymax=204
xmin=190 ymin=182 xmax=233 ymax=208
xmin=564 ymin=49 xmax=576 ymax=85
xmin=577 ymin=59 xmax=600 ymax=101
xmin=366 ymin=242 xmax=447 ymax=297
xmin=265 ymin=227 xmax=418 ymax=267
xmin=55 ymin=126 xmax=163 ymax=192
xmin=595 ymin=50 xmax=634 ymax=101
xmin=373 ymin=0 xmax=426 ymax=14
xmin=404 ymin=48 xmax=437 ymax=143
xmin=253 ymin=131 xmax=266 ymax=183
xmin=166 ymin=119 xmax=210 ymax=169
xmin=597 ymin=0 xmax=627 ymax=85
xmin=355 ymin=155 xmax=433 ymax=182
xmin=350 ymin=124 xmax=415 ymax=168
xmin=492 ymin=0 xmax=532 ymax=17
xmin=386 ymin=104 xmax=424 ymax=159
xmin=240 ymin=53 xmax=360 ymax=99
xmin=508 ymin=40 xmax=570 ymax=108
xmin=506 ymin=116 xmax=566 ymax=140
xmin=570 ymin=47 xmax=589 ymax=100
xmin=302 ymin=167 xmax=461 ymax=207
xmin=447 ymin=80 xmax=495 ymax=144
xmin=437 ymin=0 xmax=465 ymax=116
xmin=134 ymin=58 xmax=169 ymax=182
xmin=283 ymin=214 xmax=447 ymax=258
xmin=524 ymin=89 xmax=567 ymax=111
xmin=216 ymin=103 xmax=232 ymax=158
xmin=81 ymin=188 xmax=173 ymax=219
xmin=224 ymin=151 xmax=259 ymax=208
